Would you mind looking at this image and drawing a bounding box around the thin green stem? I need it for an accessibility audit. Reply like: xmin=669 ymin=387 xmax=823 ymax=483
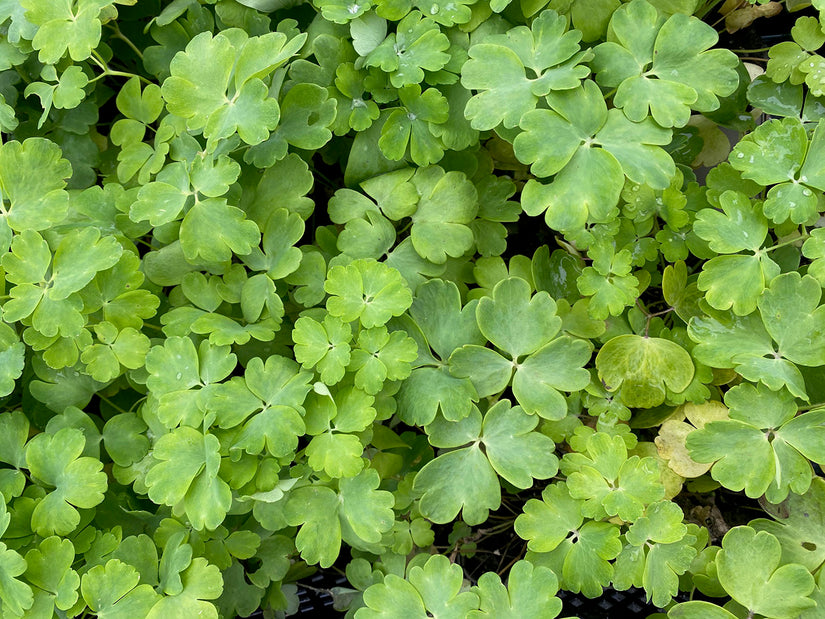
xmin=89 ymin=50 xmax=151 ymax=85
xmin=107 ymin=24 xmax=145 ymax=60
xmin=733 ymin=47 xmax=772 ymax=54
xmin=97 ymin=394 xmax=129 ymax=415
xmin=762 ymin=233 xmax=809 ymax=253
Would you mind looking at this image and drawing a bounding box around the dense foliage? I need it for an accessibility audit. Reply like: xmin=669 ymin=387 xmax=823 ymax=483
xmin=1 ymin=0 xmax=825 ymax=617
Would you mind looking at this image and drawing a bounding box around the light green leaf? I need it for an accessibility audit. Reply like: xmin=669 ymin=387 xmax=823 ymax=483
xmin=716 ymin=527 xmax=816 ymax=618
xmin=596 ymin=334 xmax=694 ymax=408
xmin=26 ymin=427 xmax=107 ymax=536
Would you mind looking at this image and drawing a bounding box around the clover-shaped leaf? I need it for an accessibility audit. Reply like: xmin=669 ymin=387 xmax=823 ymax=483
xmin=515 ymin=80 xmax=674 ymax=232
xmin=22 ymin=0 xmax=108 ymax=64
xmin=240 ymin=208 xmax=304 ymax=279
xmin=596 ymin=334 xmax=694 ymax=409
xmin=592 ymin=0 xmax=738 ymax=127
xmin=357 ymin=554 xmax=479 ymax=618
xmin=686 ymin=382 xmax=825 ymax=502
xmin=729 ymin=117 xmax=825 ymax=224
xmin=23 ymin=536 xmax=80 ymax=614
xmin=144 ymin=427 xmax=231 ymax=531
xmin=161 ymin=29 xmax=305 ymax=147
xmin=759 ymin=271 xmax=825 ymax=367
xmin=232 ymin=355 xmax=312 ymax=457
xmin=408 ymin=166 xmax=478 ymax=264
xmin=688 ymin=304 xmax=808 ymax=399
xmin=469 ymin=560 xmax=562 ymax=618
xmin=716 ymin=527 xmax=815 ymax=618
xmin=414 ymin=401 xmax=557 ymax=524
xmin=293 ymin=315 xmax=352 ymax=385
xmin=284 ymin=469 xmax=394 ymax=567
xmin=378 ymin=85 xmax=448 ymax=166
xmin=365 ymin=11 xmax=450 ymax=88
xmin=81 ymin=559 xmax=161 ymax=619
xmin=146 ymin=558 xmax=222 ymax=619
xmin=526 ymin=520 xmax=623 ymax=597
xmin=409 ymin=278 xmax=484 ymax=362
xmin=26 ymin=427 xmax=107 ymax=536
xmin=476 ymin=277 xmax=561 ymax=359
xmin=179 ymin=198 xmax=261 ymax=264
xmin=613 ymin=501 xmax=697 ymax=607
xmin=461 ymin=10 xmax=591 ymax=130
xmin=515 ymin=482 xmax=585 ymax=553
xmin=0 ymin=138 xmax=71 ymax=241
xmin=0 ymin=541 xmax=32 ymax=617
xmin=350 ymin=326 xmax=417 ymax=394
xmin=561 ymin=432 xmax=665 ymax=522
xmin=325 ymin=258 xmax=413 ymax=328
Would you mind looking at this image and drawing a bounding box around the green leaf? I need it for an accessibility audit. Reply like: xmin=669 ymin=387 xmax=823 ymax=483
xmin=596 ymin=334 xmax=694 ymax=408
xmin=686 ymin=382 xmax=825 ymax=501
xmin=325 ymin=258 xmax=413 ymax=328
xmin=378 ymin=85 xmax=448 ymax=166
xmin=284 ymin=485 xmax=341 ymax=567
xmin=179 ymin=199 xmax=261 ymax=264
xmin=350 ymin=327 xmax=417 ymax=394
xmin=469 ymin=561 xmax=562 ymax=618
xmin=729 ymin=117 xmax=825 ymax=224
xmin=613 ymin=502 xmax=696 ymax=607
xmin=0 ymin=323 xmax=24 ymax=397
xmin=693 ymin=191 xmax=767 ymax=254
xmin=0 ymin=138 xmax=71 ymax=235
xmin=338 ymin=468 xmax=395 ymax=545
xmin=145 ymin=558 xmax=222 ymax=619
xmin=397 ymin=366 xmax=479 ymax=425
xmin=561 ymin=432 xmax=665 ymax=521
xmin=515 ymin=482 xmax=585 ymax=553
xmin=515 ymin=81 xmax=673 ymax=231
xmin=527 ymin=520 xmax=622 ymax=597
xmin=293 ymin=315 xmax=352 ymax=385
xmin=22 ymin=0 xmax=107 ymax=63
xmin=365 ymin=11 xmax=450 ymax=88
xmin=414 ymin=440 xmax=499 ymax=525
xmin=480 ymin=399 xmax=559 ymax=487
xmin=511 ymin=336 xmax=592 ymax=419
xmin=409 ymin=279 xmax=484 ymax=361
xmin=161 ymin=29 xmax=304 ymax=147
xmin=758 ymin=272 xmax=825 ymax=366
xmin=144 ymin=427 xmax=231 ymax=531
xmin=475 ymin=277 xmax=561 ymax=359
xmin=716 ymin=527 xmax=815 ymax=618
xmin=592 ymin=0 xmax=739 ymax=127
xmin=81 ymin=559 xmax=161 ymax=618
xmin=357 ymin=554 xmax=479 ymax=618
xmin=26 ymin=427 xmax=107 ymax=536
xmin=0 ymin=542 xmax=32 ymax=617
xmin=24 ymin=536 xmax=80 ymax=613
xmin=461 ymin=10 xmax=590 ymax=130
xmin=750 ymin=477 xmax=825 ymax=571
xmin=408 ymin=166 xmax=478 ymax=264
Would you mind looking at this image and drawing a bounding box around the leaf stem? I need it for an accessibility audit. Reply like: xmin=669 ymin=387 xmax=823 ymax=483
xmin=798 ymin=401 xmax=825 ymax=412
xmin=762 ymin=232 xmax=809 ymax=253
xmin=97 ymin=394 xmax=129 ymax=415
xmin=89 ymin=50 xmax=152 ymax=85
xmin=107 ymin=24 xmax=145 ymax=60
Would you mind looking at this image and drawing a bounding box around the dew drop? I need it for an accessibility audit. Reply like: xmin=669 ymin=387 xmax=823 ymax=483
xmin=804 ymin=189 xmax=813 ymax=196
xmin=175 ymin=372 xmax=182 ymax=380
xmin=736 ymin=152 xmax=745 ymax=158
xmin=430 ymin=4 xmax=438 ymax=13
